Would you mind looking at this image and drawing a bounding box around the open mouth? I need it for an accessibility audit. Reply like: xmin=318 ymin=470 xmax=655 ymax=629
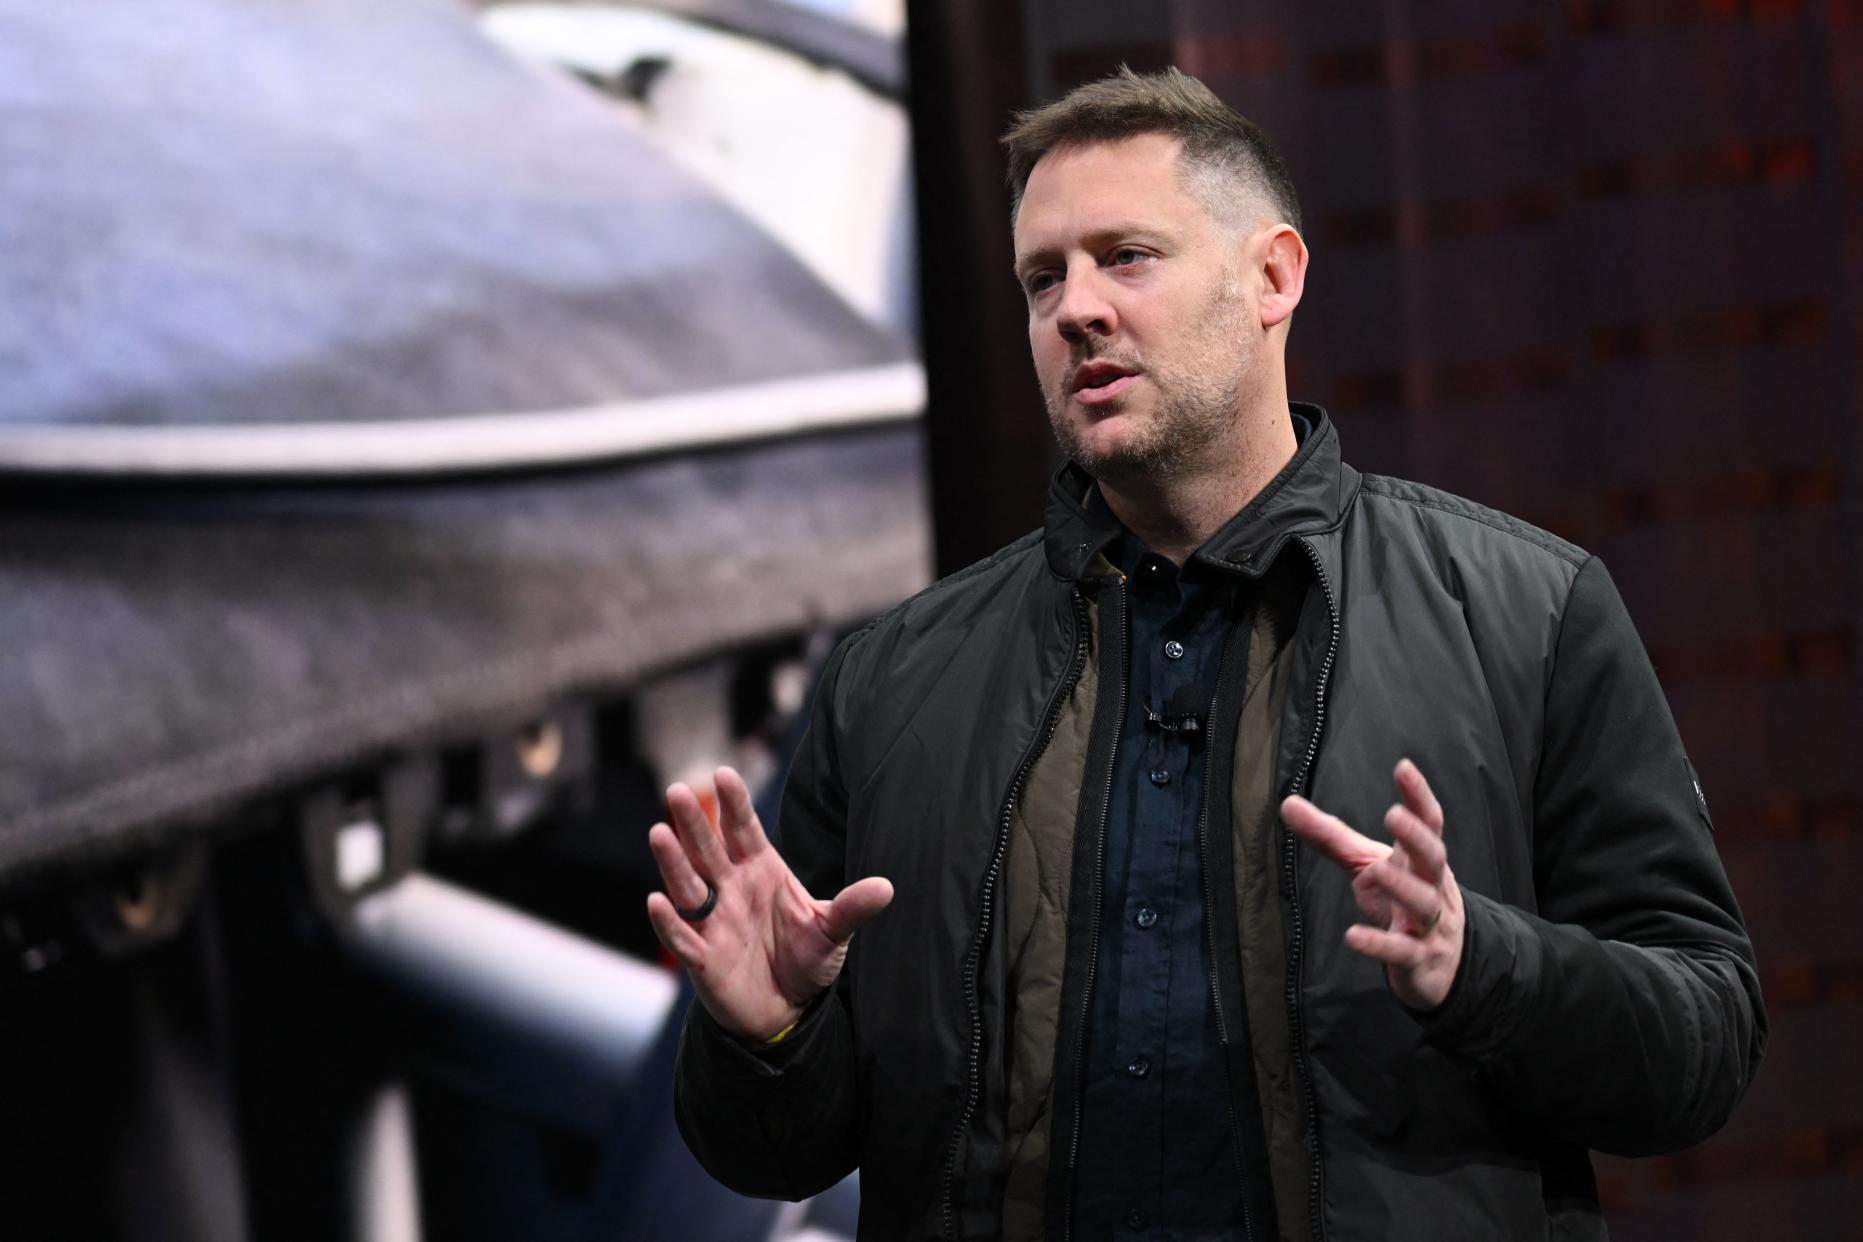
xmin=1071 ymin=362 xmax=1139 ymax=406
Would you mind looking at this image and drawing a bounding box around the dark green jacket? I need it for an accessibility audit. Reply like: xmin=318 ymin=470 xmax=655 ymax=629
xmin=674 ymin=408 xmax=1766 ymax=1241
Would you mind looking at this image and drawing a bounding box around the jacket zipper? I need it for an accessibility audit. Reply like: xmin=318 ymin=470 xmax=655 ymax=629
xmin=1197 ymin=629 xmax=1254 ymax=1242
xmin=1199 ymin=625 xmax=1259 ymax=1242
xmin=940 ymin=586 xmax=1092 ymax=1242
xmin=1059 ymin=582 xmax=1127 ymax=1242
xmin=1284 ymin=537 xmax=1340 ymax=1242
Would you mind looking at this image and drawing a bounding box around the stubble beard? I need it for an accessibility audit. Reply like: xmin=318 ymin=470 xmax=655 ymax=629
xmin=1044 ymin=275 xmax=1253 ymax=488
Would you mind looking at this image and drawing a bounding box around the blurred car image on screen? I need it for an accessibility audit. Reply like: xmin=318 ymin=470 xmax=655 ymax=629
xmin=0 ymin=1 xmax=923 ymax=1238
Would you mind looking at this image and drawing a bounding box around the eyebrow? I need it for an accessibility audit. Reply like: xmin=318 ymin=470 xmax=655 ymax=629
xmin=1013 ymin=224 xmax=1173 ymax=279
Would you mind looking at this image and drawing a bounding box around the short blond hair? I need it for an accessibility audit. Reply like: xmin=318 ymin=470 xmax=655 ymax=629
xmin=1001 ymin=66 xmax=1302 ymax=234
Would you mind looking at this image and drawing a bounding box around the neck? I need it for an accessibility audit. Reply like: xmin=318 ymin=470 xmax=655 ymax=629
xmin=1098 ymin=406 xmax=1300 ymax=566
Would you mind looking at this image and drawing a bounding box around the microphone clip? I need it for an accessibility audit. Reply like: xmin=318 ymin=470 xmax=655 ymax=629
xmin=1143 ymin=688 xmax=1205 ymax=739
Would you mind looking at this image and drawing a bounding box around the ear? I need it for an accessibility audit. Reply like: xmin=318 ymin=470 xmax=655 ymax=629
xmin=1256 ymin=225 xmax=1308 ymax=330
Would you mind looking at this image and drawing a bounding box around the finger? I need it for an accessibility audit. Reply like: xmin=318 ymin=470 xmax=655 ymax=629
xmin=714 ymin=766 xmax=770 ymax=863
xmin=819 ymin=875 xmax=895 ymax=944
xmin=1384 ymin=803 xmax=1447 ymax=879
xmin=645 ymin=892 xmax=709 ymax=965
xmin=1359 ymin=859 xmax=1441 ymax=926
xmin=1345 ymin=873 xmax=1393 ymax=928
xmin=666 ymin=782 xmax=731 ymax=879
xmin=1281 ymin=796 xmax=1390 ymax=871
xmin=648 ymin=822 xmax=713 ymax=911
xmin=1394 ymin=759 xmax=1444 ymax=831
xmin=1344 ymin=923 xmax=1429 ymax=969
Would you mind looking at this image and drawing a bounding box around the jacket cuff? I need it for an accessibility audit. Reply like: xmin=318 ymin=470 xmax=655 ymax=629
xmin=687 ymin=988 xmax=837 ymax=1077
xmin=1412 ymin=889 xmax=1538 ymax=1061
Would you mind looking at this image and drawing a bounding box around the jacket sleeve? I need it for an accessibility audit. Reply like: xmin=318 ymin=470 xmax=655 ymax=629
xmin=1420 ymin=555 xmax=1766 ymax=1156
xmin=671 ymin=631 xmax=867 ymax=1199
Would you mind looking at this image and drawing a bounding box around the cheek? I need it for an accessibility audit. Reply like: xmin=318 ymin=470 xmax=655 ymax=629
xmin=1031 ymin=329 xmax=1066 ymax=381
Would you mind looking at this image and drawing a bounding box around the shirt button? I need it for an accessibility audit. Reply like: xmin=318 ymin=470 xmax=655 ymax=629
xmin=1163 ymin=640 xmax=1185 ymax=660
xmin=1127 ymin=1056 xmax=1150 ymax=1078
xmin=1148 ymin=767 xmax=1170 ymax=787
xmin=1135 ymin=907 xmax=1158 ymax=929
xmin=1125 ymin=1208 xmax=1148 ymax=1230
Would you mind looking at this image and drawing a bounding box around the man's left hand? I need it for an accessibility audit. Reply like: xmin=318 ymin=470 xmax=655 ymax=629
xmin=1280 ymin=759 xmax=1463 ymax=1011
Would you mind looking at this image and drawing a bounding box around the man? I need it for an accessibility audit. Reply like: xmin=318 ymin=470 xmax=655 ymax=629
xmin=646 ymin=68 xmax=1764 ymax=1241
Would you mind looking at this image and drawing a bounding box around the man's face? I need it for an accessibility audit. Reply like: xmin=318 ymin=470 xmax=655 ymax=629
xmin=1013 ymin=134 xmax=1258 ymax=486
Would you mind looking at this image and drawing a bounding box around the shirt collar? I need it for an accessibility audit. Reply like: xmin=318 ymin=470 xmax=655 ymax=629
xmin=1043 ymin=402 xmax=1352 ymax=583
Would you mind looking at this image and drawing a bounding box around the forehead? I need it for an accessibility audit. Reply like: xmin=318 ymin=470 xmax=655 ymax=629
xmin=1012 ymin=133 xmax=1204 ymax=254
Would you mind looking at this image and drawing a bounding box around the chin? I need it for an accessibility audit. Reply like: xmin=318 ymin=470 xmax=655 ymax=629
xmin=1078 ymin=451 xmax=1167 ymax=487
xmin=1076 ymin=421 xmax=1146 ymax=464
xmin=1068 ymin=440 xmax=1162 ymax=485
xmin=1049 ymin=398 xmax=1159 ymax=473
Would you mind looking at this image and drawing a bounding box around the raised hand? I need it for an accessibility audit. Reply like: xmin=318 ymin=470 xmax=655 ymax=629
xmin=1279 ymin=759 xmax=1463 ymax=1011
xmin=645 ymin=766 xmax=894 ymax=1043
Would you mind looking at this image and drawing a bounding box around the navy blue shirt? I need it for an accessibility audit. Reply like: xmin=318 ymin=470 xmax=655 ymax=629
xmin=1073 ymin=529 xmax=1248 ymax=1240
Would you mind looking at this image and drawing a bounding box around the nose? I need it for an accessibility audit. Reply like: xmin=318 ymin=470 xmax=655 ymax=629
xmin=1053 ymin=262 xmax=1117 ymax=343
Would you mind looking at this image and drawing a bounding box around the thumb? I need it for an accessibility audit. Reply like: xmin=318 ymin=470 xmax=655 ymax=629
xmin=820 ymin=875 xmax=895 ymax=944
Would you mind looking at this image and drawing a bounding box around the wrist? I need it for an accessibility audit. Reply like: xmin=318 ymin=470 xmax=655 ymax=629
xmin=722 ymin=1011 xmax=801 ymax=1049
xmin=703 ymin=999 xmax=808 ymax=1049
xmin=738 ymin=990 xmax=830 ymax=1052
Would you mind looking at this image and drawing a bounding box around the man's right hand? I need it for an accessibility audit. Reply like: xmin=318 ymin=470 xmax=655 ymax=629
xmin=645 ymin=765 xmax=894 ymax=1044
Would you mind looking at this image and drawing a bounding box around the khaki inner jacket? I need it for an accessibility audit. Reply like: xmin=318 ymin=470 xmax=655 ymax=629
xmin=998 ymin=543 xmax=1310 ymax=1242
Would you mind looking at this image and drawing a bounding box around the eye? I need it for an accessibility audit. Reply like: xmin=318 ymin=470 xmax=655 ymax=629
xmin=1025 ymin=270 xmax=1059 ymax=296
xmin=1109 ymin=248 xmax=1148 ymax=267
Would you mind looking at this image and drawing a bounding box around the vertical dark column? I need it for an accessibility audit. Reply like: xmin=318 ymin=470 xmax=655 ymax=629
xmin=217 ymin=827 xmax=362 ymax=1241
xmin=904 ymin=0 xmax=1050 ymax=576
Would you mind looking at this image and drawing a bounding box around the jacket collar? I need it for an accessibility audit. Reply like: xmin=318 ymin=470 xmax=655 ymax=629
xmin=1042 ymin=403 xmax=1359 ymax=582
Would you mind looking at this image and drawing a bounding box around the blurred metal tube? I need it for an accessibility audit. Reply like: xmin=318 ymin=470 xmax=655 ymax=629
xmin=351 ymin=1083 xmax=422 ymax=1242
xmin=344 ymin=874 xmax=679 ymax=1125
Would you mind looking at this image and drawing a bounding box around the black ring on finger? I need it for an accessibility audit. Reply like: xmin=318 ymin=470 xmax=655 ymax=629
xmin=675 ymin=882 xmax=718 ymax=923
